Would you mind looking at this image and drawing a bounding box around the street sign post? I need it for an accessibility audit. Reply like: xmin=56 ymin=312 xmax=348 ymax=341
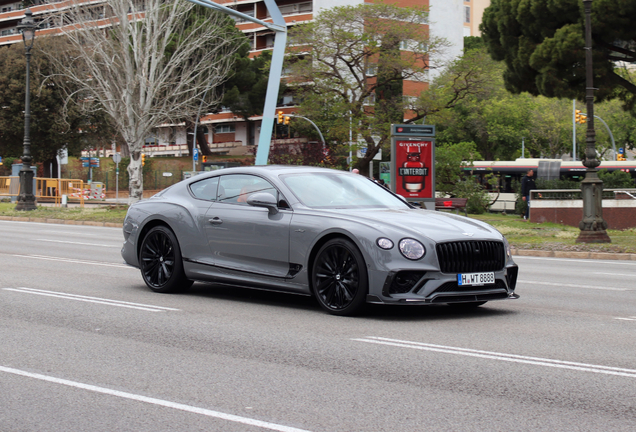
xmin=112 ymin=153 xmax=121 ymax=203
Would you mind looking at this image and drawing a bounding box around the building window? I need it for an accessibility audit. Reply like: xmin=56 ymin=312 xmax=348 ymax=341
xmin=215 ymin=124 xmax=236 ymax=134
xmin=465 ymin=6 xmax=471 ymax=24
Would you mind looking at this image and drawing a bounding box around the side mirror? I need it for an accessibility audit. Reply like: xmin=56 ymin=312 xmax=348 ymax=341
xmin=246 ymin=192 xmax=279 ymax=215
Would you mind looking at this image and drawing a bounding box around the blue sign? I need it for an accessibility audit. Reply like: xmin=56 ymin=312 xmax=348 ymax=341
xmin=0 ymin=156 xmax=3 ymax=164
xmin=619 ymin=147 xmax=624 ymax=154
xmin=193 ymin=148 xmax=199 ymax=161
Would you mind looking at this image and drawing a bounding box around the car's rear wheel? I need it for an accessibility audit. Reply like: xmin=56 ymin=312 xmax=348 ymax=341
xmin=311 ymin=238 xmax=368 ymax=316
xmin=140 ymin=226 xmax=193 ymax=293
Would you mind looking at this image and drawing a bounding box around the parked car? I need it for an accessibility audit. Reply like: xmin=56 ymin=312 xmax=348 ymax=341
xmin=121 ymin=165 xmax=518 ymax=315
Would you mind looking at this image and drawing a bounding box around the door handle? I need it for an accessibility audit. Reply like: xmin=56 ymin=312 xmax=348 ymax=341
xmin=209 ymin=217 xmax=223 ymax=224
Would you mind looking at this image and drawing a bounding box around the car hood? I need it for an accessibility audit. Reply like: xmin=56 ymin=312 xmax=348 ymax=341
xmin=322 ymin=208 xmax=503 ymax=243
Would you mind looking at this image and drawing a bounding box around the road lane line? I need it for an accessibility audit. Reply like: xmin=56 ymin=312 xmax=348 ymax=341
xmin=36 ymin=239 xmax=120 ymax=248
xmin=615 ymin=317 xmax=636 ymax=321
xmin=353 ymin=337 xmax=636 ymax=378
xmin=517 ymin=280 xmax=629 ymax=291
xmin=10 ymin=254 xmax=135 ymax=269
xmin=3 ymin=287 xmax=178 ymax=312
xmin=594 ymin=272 xmax=636 ymax=277
xmin=0 ymin=365 xmax=311 ymax=432
xmin=513 ymin=256 xmax=636 ymax=266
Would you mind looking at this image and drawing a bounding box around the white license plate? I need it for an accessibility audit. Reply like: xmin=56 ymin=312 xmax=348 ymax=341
xmin=457 ymin=272 xmax=495 ymax=286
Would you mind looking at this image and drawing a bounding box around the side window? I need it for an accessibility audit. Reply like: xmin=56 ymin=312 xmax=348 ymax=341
xmin=189 ymin=177 xmax=219 ymax=201
xmin=218 ymin=174 xmax=278 ymax=205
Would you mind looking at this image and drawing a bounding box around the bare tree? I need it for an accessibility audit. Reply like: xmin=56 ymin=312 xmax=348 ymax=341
xmin=45 ymin=0 xmax=244 ymax=201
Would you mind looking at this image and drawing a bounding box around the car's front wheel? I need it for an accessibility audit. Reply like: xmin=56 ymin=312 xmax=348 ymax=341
xmin=311 ymin=238 xmax=368 ymax=316
xmin=139 ymin=225 xmax=193 ymax=293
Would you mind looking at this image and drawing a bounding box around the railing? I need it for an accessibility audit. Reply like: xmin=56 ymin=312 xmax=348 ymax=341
xmin=530 ymin=188 xmax=636 ymax=201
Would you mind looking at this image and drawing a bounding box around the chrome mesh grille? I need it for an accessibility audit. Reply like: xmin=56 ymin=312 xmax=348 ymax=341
xmin=436 ymin=241 xmax=505 ymax=274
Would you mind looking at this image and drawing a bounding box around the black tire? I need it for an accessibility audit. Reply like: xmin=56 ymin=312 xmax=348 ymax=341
xmin=311 ymin=238 xmax=368 ymax=316
xmin=139 ymin=226 xmax=193 ymax=293
xmin=448 ymin=301 xmax=487 ymax=309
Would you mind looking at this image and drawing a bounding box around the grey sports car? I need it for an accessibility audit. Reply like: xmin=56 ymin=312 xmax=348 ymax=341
xmin=122 ymin=165 xmax=518 ymax=315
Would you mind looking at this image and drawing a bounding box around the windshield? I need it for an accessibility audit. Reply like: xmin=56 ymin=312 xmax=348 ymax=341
xmin=281 ymin=172 xmax=411 ymax=209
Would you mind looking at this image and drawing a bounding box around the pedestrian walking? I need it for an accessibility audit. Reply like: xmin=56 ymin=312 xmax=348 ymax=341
xmin=521 ymin=168 xmax=536 ymax=220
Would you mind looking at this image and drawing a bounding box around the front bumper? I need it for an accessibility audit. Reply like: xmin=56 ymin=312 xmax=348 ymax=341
xmin=367 ymin=264 xmax=519 ymax=305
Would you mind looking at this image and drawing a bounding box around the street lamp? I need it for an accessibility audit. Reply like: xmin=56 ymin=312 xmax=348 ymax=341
xmin=576 ymin=0 xmax=610 ymax=243
xmin=15 ymin=8 xmax=37 ymax=211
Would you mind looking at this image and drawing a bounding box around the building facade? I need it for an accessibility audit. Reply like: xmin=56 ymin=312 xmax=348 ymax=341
xmin=0 ymin=0 xmax=467 ymax=157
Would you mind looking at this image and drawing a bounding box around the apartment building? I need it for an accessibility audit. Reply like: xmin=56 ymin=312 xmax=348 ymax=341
xmin=0 ymin=0 xmax=466 ymax=156
xmin=463 ymin=0 xmax=490 ymax=37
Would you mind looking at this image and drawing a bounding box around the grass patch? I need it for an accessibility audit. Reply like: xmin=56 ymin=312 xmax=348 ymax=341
xmin=0 ymin=202 xmax=128 ymax=224
xmin=471 ymin=212 xmax=636 ymax=254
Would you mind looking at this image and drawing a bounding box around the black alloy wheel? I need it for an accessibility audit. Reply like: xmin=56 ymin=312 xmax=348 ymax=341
xmin=140 ymin=226 xmax=192 ymax=293
xmin=311 ymin=238 xmax=368 ymax=316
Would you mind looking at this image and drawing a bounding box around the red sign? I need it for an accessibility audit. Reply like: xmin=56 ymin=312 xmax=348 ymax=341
xmin=394 ymin=140 xmax=433 ymax=199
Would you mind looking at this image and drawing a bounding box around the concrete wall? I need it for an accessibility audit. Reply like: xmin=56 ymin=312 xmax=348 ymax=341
xmin=531 ymin=199 xmax=636 ymax=230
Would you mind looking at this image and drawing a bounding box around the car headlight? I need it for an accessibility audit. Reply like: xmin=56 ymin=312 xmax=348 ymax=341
xmin=376 ymin=238 xmax=394 ymax=250
xmin=399 ymin=238 xmax=426 ymax=260
xmin=503 ymin=236 xmax=512 ymax=259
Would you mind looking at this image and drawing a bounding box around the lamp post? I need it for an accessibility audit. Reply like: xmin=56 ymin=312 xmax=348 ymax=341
xmin=15 ymin=8 xmax=37 ymax=211
xmin=576 ymin=0 xmax=610 ymax=243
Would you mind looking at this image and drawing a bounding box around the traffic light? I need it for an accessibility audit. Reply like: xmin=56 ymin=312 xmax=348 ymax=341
xmin=277 ymin=111 xmax=284 ymax=124
xmin=141 ymin=153 xmax=146 ymax=166
xmin=284 ymin=116 xmax=290 ymax=125
xmin=575 ymin=110 xmax=587 ymax=124
xmin=202 ymin=155 xmax=207 ymax=163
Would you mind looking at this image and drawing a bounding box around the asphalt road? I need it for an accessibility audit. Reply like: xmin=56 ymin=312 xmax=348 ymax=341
xmin=1 ymin=220 xmax=635 ymax=431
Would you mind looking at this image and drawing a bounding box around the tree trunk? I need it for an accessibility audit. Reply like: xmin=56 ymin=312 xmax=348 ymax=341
xmin=128 ymin=149 xmax=144 ymax=203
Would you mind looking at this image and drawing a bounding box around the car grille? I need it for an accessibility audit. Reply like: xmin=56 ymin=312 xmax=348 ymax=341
xmin=436 ymin=241 xmax=505 ymax=273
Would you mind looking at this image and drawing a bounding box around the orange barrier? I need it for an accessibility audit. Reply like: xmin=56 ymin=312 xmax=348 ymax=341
xmin=0 ymin=176 xmax=18 ymax=198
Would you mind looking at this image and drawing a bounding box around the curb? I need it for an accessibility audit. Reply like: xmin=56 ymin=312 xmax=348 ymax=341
xmin=510 ymin=248 xmax=636 ymax=261
xmin=1 ymin=216 xmax=635 ymax=261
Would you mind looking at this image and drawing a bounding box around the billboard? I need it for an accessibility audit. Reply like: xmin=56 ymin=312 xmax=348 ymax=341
xmin=393 ymin=140 xmax=434 ymax=199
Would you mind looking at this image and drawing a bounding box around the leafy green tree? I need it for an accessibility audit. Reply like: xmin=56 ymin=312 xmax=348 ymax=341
xmin=0 ymin=38 xmax=111 ymax=176
xmin=481 ymin=0 xmax=636 ymax=109
xmin=287 ymin=2 xmax=446 ymax=175
xmin=528 ymin=97 xmax=573 ymax=158
xmin=428 ymin=46 xmax=533 ymax=160
xmin=435 ymin=141 xmax=482 ymax=195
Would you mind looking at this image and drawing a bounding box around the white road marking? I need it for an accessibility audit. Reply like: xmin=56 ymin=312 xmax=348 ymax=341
xmin=2 ymin=287 xmax=178 ymax=312
xmin=37 ymin=238 xmax=120 ymax=248
xmin=353 ymin=336 xmax=636 ymax=378
xmin=513 ymin=256 xmax=636 ymax=266
xmin=595 ymin=272 xmax=636 ymax=277
xmin=517 ymin=280 xmax=629 ymax=291
xmin=615 ymin=317 xmax=636 ymax=321
xmin=11 ymin=254 xmax=134 ymax=269
xmin=0 ymin=365 xmax=311 ymax=432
